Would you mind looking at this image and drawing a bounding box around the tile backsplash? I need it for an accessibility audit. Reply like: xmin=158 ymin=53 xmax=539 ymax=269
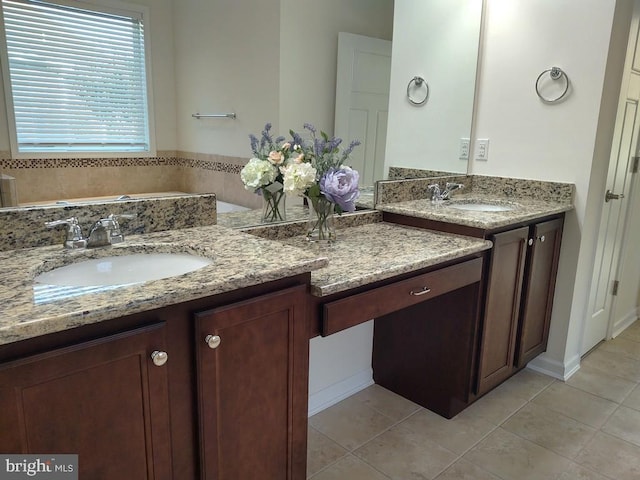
xmin=0 ymin=151 xmax=261 ymax=209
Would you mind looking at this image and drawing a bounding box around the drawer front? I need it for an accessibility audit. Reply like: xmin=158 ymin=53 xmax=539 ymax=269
xmin=322 ymin=257 xmax=483 ymax=336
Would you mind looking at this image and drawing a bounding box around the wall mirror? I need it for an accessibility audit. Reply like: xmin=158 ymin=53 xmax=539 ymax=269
xmin=0 ymin=0 xmax=484 ymax=224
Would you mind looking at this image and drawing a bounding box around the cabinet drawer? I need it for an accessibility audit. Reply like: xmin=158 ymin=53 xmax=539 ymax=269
xmin=322 ymin=257 xmax=483 ymax=336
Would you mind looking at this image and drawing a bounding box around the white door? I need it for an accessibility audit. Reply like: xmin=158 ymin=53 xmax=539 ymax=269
xmin=334 ymin=32 xmax=392 ymax=188
xmin=583 ymin=1 xmax=640 ymax=355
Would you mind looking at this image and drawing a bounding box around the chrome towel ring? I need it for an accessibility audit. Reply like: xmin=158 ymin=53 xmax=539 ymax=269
xmin=535 ymin=67 xmax=570 ymax=103
xmin=407 ymin=76 xmax=429 ymax=106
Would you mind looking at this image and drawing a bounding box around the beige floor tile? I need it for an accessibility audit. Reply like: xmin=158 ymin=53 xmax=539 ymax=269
xmin=599 ymin=336 xmax=640 ymax=360
xmin=350 ymin=384 xmax=421 ymax=421
xmin=574 ymin=431 xmax=640 ymax=480
xmin=461 ymin=385 xmax=528 ymax=425
xmin=623 ymin=383 xmax=640 ymax=411
xmin=355 ymin=423 xmax=458 ymax=480
xmin=566 ymin=364 xmax=636 ymax=402
xmin=601 ymin=405 xmax=640 ymax=447
xmin=310 ymin=454 xmax=390 ymax=480
xmin=493 ymin=368 xmax=555 ymax=400
xmin=581 ymin=347 xmax=640 ymax=382
xmin=620 ymin=320 xmax=640 ymax=343
xmin=309 ymin=395 xmax=396 ymax=451
xmin=502 ymin=402 xmax=596 ymax=458
xmin=400 ymin=408 xmax=495 ymax=455
xmin=532 ymin=382 xmax=618 ymax=428
xmin=306 ymin=426 xmax=348 ymax=478
xmin=434 ymin=459 xmax=501 ymax=480
xmin=551 ymin=462 xmax=610 ymax=480
xmin=463 ymin=428 xmax=571 ymax=480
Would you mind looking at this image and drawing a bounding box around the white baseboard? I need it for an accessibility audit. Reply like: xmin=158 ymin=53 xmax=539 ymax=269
xmin=308 ymin=368 xmax=374 ymax=417
xmin=527 ymin=353 xmax=581 ymax=381
xmin=611 ymin=308 xmax=639 ymax=338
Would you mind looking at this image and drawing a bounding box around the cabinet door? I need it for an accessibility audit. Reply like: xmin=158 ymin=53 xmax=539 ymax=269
xmin=195 ymin=285 xmax=308 ymax=480
xmin=0 ymin=323 xmax=172 ymax=480
xmin=516 ymin=218 xmax=564 ymax=367
xmin=477 ymin=226 xmax=529 ymax=395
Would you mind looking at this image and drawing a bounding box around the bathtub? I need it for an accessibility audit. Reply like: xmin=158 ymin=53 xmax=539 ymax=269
xmin=217 ymin=200 xmax=252 ymax=213
xmin=19 ymin=191 xmax=190 ymax=207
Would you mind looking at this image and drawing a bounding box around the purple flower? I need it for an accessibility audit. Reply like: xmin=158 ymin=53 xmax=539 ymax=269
xmin=319 ymin=167 xmax=360 ymax=212
xmin=340 ymin=140 xmax=361 ymax=161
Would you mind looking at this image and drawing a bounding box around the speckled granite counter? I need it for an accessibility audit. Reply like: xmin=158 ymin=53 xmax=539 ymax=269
xmin=0 ymin=225 xmax=329 ymax=346
xmin=0 ymin=193 xmax=217 ymax=251
xmin=377 ymin=193 xmax=573 ymax=230
xmin=281 ymin=222 xmax=492 ymax=296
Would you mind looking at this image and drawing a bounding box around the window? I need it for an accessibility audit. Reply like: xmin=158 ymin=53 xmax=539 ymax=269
xmin=0 ymin=0 xmax=154 ymax=155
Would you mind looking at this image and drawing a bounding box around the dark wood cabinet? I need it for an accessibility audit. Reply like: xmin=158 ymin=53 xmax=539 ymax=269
xmin=476 ymin=227 xmax=529 ymax=395
xmin=0 ymin=275 xmax=310 ymax=480
xmin=0 ymin=323 xmax=172 ymax=479
xmin=516 ymin=218 xmax=564 ymax=367
xmin=476 ymin=218 xmax=564 ymax=395
xmin=383 ymin=210 xmax=565 ymax=400
xmin=195 ymin=285 xmax=308 ymax=480
xmin=372 ymin=270 xmax=483 ymax=418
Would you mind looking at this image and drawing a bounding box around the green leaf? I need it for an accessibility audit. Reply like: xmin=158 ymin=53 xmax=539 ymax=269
xmin=307 ymin=184 xmax=321 ymax=198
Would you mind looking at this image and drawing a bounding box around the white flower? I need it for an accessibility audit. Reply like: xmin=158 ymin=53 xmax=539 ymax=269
xmin=281 ymin=162 xmax=317 ymax=196
xmin=240 ymin=157 xmax=277 ymax=191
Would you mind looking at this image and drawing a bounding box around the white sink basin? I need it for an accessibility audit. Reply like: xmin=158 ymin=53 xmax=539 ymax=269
xmin=448 ymin=202 xmax=516 ymax=212
xmin=34 ymin=253 xmax=213 ymax=287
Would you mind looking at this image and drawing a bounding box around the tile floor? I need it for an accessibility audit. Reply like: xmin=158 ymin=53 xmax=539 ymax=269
xmin=307 ymin=320 xmax=640 ymax=479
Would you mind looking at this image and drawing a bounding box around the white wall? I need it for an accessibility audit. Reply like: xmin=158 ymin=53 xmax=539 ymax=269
xmin=384 ymin=0 xmax=482 ymax=174
xmin=172 ymin=0 xmax=280 ymax=156
xmin=173 ymin=0 xmax=393 ymax=158
xmin=279 ymin=0 xmax=393 ymax=135
xmin=471 ymin=0 xmax=630 ymax=377
xmin=308 ymin=321 xmax=374 ymax=415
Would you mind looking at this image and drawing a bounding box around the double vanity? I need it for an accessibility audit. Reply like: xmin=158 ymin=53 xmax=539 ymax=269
xmin=0 ymin=175 xmax=573 ymax=479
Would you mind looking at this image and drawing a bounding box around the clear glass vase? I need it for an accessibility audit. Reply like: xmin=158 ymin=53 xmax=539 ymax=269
xmin=261 ymin=188 xmax=286 ymax=223
xmin=306 ymin=195 xmax=336 ymax=244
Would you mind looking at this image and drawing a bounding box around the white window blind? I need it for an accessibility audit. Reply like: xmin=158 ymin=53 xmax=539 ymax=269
xmin=1 ymin=0 xmax=151 ymax=153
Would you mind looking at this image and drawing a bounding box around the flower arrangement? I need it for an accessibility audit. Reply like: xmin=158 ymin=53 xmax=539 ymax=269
xmin=282 ymin=123 xmax=361 ymax=214
xmin=240 ymin=122 xmax=361 ymax=239
xmin=240 ymin=123 xmax=294 ymax=222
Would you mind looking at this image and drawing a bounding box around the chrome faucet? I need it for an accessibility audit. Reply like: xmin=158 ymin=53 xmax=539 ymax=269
xmin=45 ymin=217 xmax=87 ymax=249
xmin=428 ymin=182 xmax=465 ymax=203
xmin=441 ymin=182 xmax=465 ymax=200
xmin=86 ymin=214 xmax=135 ymax=248
xmin=45 ymin=213 xmax=135 ymax=249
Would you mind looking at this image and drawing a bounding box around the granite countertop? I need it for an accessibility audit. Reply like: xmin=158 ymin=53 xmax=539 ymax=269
xmin=377 ymin=193 xmax=573 ymax=230
xmin=281 ymin=222 xmax=492 ymax=296
xmin=0 ymin=225 xmax=329 ymax=346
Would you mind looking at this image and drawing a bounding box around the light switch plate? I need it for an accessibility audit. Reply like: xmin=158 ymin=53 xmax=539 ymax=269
xmin=475 ymin=139 xmax=490 ymax=161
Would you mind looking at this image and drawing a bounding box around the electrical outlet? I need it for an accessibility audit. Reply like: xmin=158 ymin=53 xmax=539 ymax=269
xmin=459 ymin=138 xmax=470 ymax=160
xmin=475 ymin=138 xmax=490 ymax=161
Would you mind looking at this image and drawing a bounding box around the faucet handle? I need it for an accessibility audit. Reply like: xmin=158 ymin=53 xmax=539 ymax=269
xmin=445 ymin=182 xmax=464 ymax=190
xmin=105 ymin=213 xmax=136 ymax=244
xmin=45 ymin=217 xmax=87 ymax=249
xmin=427 ymin=183 xmax=442 ymax=202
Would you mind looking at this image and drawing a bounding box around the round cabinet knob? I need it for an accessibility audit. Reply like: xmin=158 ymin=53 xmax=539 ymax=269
xmin=528 ymin=238 xmax=534 ymax=246
xmin=205 ymin=334 xmax=221 ymax=349
xmin=151 ymin=350 xmax=168 ymax=367
xmin=539 ymin=235 xmax=546 ymax=243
